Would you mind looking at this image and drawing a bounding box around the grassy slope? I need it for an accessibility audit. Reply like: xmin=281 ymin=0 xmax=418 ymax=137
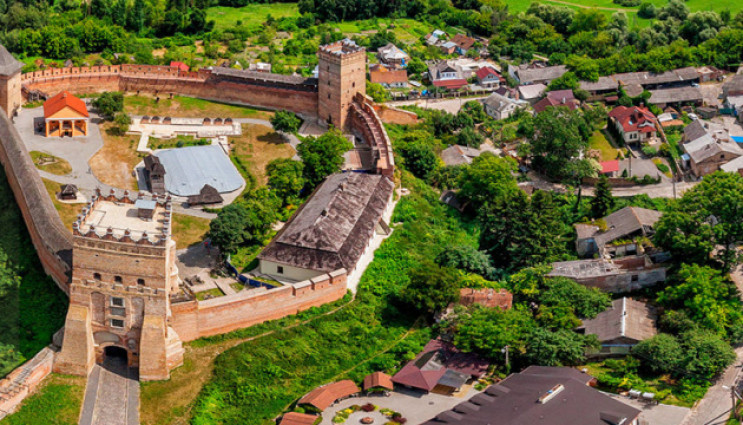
xmin=171 ymin=214 xmax=211 ymax=248
xmin=187 ymin=176 xmax=476 ymax=425
xmin=1 ymin=374 xmax=86 ymax=425
xmin=0 ymin=171 xmax=67 ymax=377
xmin=206 ymin=3 xmax=301 ymax=31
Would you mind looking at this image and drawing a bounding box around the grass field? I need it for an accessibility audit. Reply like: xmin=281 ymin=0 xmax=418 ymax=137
xmin=589 ymin=130 xmax=621 ymax=161
xmin=230 ymin=124 xmax=296 ymax=185
xmin=171 ymin=214 xmax=211 ymax=247
xmin=41 ymin=178 xmax=83 ymax=231
xmin=30 ymin=151 xmax=72 ymax=176
xmin=206 ymin=3 xmax=300 ymax=31
xmin=506 ymin=0 xmax=743 ymax=17
xmin=1 ymin=374 xmax=86 ymax=425
xmin=123 ymin=95 xmax=274 ymax=121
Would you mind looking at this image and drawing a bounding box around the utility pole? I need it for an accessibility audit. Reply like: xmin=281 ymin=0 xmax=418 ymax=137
xmin=502 ymin=345 xmax=510 ymax=373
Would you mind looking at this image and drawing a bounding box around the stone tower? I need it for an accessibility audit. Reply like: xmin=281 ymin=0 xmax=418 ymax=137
xmin=54 ymin=189 xmax=184 ymax=381
xmin=317 ymin=39 xmax=367 ymax=129
xmin=0 ymin=44 xmax=23 ymax=118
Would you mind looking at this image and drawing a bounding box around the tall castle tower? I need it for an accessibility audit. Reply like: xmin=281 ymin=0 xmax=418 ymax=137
xmin=54 ymin=189 xmax=184 ymax=381
xmin=0 ymin=44 xmax=23 ymax=118
xmin=317 ymin=39 xmax=367 ymax=129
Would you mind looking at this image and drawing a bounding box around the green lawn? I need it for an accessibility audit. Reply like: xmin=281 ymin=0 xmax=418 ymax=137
xmin=506 ymin=0 xmax=743 ymax=14
xmin=589 ymin=130 xmax=621 ymax=162
xmin=1 ymin=374 xmax=86 ymax=425
xmin=207 ymin=3 xmax=301 ymax=31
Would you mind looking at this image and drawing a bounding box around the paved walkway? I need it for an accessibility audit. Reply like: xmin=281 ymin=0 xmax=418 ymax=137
xmin=608 ymin=393 xmax=690 ymax=425
xmin=78 ymin=358 xmax=139 ymax=425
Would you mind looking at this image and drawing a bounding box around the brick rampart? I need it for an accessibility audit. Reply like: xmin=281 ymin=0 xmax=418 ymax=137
xmin=21 ymin=65 xmax=319 ymax=116
xmin=170 ymin=270 xmax=347 ymax=341
xmin=0 ymin=111 xmax=72 ymax=291
xmin=372 ymin=104 xmax=419 ymax=125
xmin=0 ymin=348 xmax=54 ymax=420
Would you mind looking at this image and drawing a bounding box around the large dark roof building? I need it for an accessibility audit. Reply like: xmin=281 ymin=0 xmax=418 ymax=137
xmin=423 ymin=366 xmax=641 ymax=425
xmin=258 ymin=172 xmax=394 ymax=280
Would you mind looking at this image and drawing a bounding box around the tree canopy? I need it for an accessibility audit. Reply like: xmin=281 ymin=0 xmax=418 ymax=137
xmin=296 ymin=128 xmax=353 ymax=189
xmin=270 ymin=110 xmax=302 ymax=134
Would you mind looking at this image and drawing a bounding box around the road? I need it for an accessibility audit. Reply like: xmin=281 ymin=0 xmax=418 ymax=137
xmin=78 ymin=356 xmax=139 ymax=425
xmin=527 ymin=172 xmax=698 ymax=199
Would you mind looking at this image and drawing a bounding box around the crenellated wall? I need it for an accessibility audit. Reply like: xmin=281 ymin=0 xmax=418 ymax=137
xmin=21 ymin=65 xmax=319 ymax=116
xmin=170 ymin=269 xmax=347 ymax=341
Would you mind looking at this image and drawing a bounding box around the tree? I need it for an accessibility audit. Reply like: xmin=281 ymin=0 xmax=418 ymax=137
xmin=0 ymin=250 xmax=20 ymax=299
xmin=297 ymin=128 xmax=353 ymax=189
xmin=453 ymin=305 xmax=537 ymax=360
xmin=270 ymin=110 xmax=302 ymax=134
xmin=209 ymin=189 xmax=280 ymax=254
xmin=657 ymin=264 xmax=742 ymax=336
xmin=92 ymin=91 xmax=124 ymax=120
xmin=266 ymin=158 xmax=304 ymax=204
xmin=569 ymin=9 xmax=607 ymax=33
xmin=680 ymin=329 xmax=736 ymax=379
xmin=540 ymin=276 xmax=611 ymax=319
xmin=456 ymin=126 xmax=485 ymax=148
xmin=638 ymin=2 xmax=656 ymax=19
xmin=366 ymin=82 xmax=390 ymax=102
xmin=457 ymin=153 xmax=519 ymax=209
xmin=0 ymin=344 xmax=22 ymax=378
xmin=397 ymin=141 xmax=438 ymax=181
xmin=527 ymin=107 xmax=593 ymax=181
xmin=436 ymin=245 xmax=497 ymax=279
xmin=523 ymin=327 xmax=592 ymax=367
xmin=547 ymin=71 xmax=580 ymax=92
xmin=632 ymin=333 xmax=684 ymax=375
xmin=399 ymin=263 xmax=461 ymax=316
xmin=655 ymin=172 xmax=743 ymax=270
xmin=590 ymin=174 xmax=614 ymax=218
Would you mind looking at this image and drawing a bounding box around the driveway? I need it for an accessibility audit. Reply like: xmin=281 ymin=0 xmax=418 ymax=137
xmin=619 ymin=158 xmax=671 ymax=183
xmin=607 ymin=393 xmax=690 ymax=425
xmin=320 ymin=387 xmax=480 ymax=425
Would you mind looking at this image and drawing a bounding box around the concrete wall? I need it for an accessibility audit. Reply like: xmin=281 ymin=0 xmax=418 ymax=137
xmin=170 ymin=270 xmax=347 ymax=341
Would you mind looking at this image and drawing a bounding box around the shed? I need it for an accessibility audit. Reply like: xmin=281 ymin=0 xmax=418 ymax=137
xmin=298 ymin=380 xmax=360 ymax=411
xmin=279 ymin=412 xmax=318 ymax=425
xmin=363 ymin=372 xmax=394 ymax=391
xmin=135 ymin=199 xmax=157 ymax=219
xmin=59 ymin=184 xmax=78 ymax=200
xmin=187 ymin=184 xmax=224 ymax=206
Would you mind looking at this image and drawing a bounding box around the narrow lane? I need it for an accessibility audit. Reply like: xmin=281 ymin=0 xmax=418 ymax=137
xmin=79 ymin=356 xmax=139 ymax=425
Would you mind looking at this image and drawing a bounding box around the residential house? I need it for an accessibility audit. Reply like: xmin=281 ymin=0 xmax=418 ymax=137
xmin=721 ymin=156 xmax=743 ymax=176
xmin=440 ymin=144 xmax=485 ymax=166
xmin=369 ymin=64 xmax=408 ymax=88
xmin=574 ymin=206 xmax=662 ymax=258
xmin=422 ymin=366 xmax=641 ymax=425
xmin=723 ymin=73 xmax=743 ymax=99
xmin=648 ymin=86 xmax=704 ymax=108
xmin=169 ymin=61 xmax=189 ymax=72
xmin=377 ymin=43 xmax=409 ymax=68
xmin=599 ymin=160 xmax=619 ymax=177
xmin=548 ymin=255 xmax=667 ymax=293
xmin=482 ymin=92 xmax=528 ymax=120
xmin=428 ymin=61 xmax=468 ymax=91
xmin=532 ymin=89 xmax=580 ymax=114
xmin=392 ymin=338 xmax=490 ymax=394
xmin=517 ymin=83 xmax=547 ymax=104
xmin=578 ymin=298 xmax=658 ymax=357
xmin=475 ymin=66 xmax=501 ymax=88
xmin=608 ymin=105 xmax=658 ymax=145
xmin=682 ymin=119 xmax=743 ymax=177
xmin=440 ymin=41 xmax=458 ymax=55
xmin=509 ymin=63 xmax=568 ymax=85
xmin=696 ymin=66 xmax=725 ymax=82
xmin=425 ymin=29 xmax=447 ymax=46
xmin=450 ymin=34 xmax=476 ymax=55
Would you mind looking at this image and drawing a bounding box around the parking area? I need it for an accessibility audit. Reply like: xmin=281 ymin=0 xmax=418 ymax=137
xmin=607 ymin=393 xmax=690 ymax=425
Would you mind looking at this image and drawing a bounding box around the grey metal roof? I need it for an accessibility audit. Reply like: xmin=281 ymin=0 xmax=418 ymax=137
xmin=648 ymin=86 xmax=703 ymax=105
xmin=258 ymin=172 xmax=394 ymax=272
xmin=0 ymin=44 xmax=23 ymax=76
xmin=135 ymin=199 xmax=157 ymax=210
xmin=157 ymin=145 xmax=244 ymax=196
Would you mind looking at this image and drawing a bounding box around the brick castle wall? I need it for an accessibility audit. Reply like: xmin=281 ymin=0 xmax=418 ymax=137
xmin=170 ymin=270 xmax=347 ymax=341
xmin=0 ymin=348 xmax=55 ymax=420
xmin=21 ymin=65 xmax=319 ymax=116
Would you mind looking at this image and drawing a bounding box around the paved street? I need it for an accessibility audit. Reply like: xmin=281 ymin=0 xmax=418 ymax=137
xmin=608 ymin=393 xmax=690 ymax=425
xmin=78 ymin=357 xmax=139 ymax=425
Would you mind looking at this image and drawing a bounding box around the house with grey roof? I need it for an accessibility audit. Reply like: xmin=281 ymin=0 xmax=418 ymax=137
xmin=422 ymin=366 xmax=641 ymax=425
xmin=258 ymin=172 xmax=394 ymax=282
xmin=682 ymin=119 xmax=743 ymax=177
xmin=508 ymin=63 xmax=567 ymax=85
xmin=578 ymin=297 xmax=658 ymax=357
xmin=548 ymin=255 xmax=667 ymax=293
xmin=481 ymin=92 xmax=528 ymax=120
xmin=377 ymin=43 xmax=409 ymax=68
xmin=574 ymin=206 xmax=662 ymax=258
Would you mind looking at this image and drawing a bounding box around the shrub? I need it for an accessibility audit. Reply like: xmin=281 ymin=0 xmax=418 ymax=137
xmin=641 ymin=146 xmax=658 ymax=157
xmin=361 ymin=403 xmax=376 ymax=412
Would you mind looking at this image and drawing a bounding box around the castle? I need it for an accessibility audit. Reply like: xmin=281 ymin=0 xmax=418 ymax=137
xmin=0 ymin=40 xmax=397 ymax=381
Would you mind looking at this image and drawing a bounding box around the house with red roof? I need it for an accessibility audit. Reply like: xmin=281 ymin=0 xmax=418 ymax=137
xmin=391 ymin=338 xmax=490 ymax=394
xmin=43 ymin=91 xmax=89 ymax=137
xmin=600 ymin=160 xmax=620 ymax=177
xmin=533 ymin=89 xmax=580 ymax=114
xmin=169 ymin=61 xmax=189 ymax=72
xmin=428 ymin=61 xmax=469 ymax=91
xmin=475 ymin=66 xmax=501 ymax=88
xmin=608 ymin=105 xmax=658 ymax=145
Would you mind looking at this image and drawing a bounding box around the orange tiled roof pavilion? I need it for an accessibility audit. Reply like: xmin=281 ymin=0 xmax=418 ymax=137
xmin=43 ymin=91 xmax=89 ymax=137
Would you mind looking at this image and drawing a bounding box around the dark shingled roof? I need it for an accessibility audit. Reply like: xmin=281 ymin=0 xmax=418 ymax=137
xmin=187 ymin=184 xmax=223 ymax=206
xmin=144 ymin=154 xmax=165 ymax=176
xmin=210 ymin=67 xmax=318 ymax=87
xmin=592 ymin=206 xmax=662 ymax=248
xmin=579 ymin=297 xmax=658 ymax=343
xmin=422 ymin=367 xmax=640 ymax=425
xmin=0 ymin=44 xmax=23 ymax=76
xmin=258 ymin=172 xmax=393 ymax=273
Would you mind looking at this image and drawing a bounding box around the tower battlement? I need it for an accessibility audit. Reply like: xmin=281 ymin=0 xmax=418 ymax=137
xmin=317 ymin=39 xmax=367 ymax=129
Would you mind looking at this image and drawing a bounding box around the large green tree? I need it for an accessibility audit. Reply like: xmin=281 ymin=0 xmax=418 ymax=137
xmin=655 ymin=172 xmax=743 ymax=270
xmin=297 ymin=128 xmax=353 ymax=189
xmin=457 ymin=153 xmax=519 ymax=210
xmin=399 ymin=262 xmax=461 ymax=316
xmin=209 ymin=189 xmax=280 ymax=254
xmin=590 ymin=174 xmax=615 ymax=218
xmin=523 ymin=327 xmax=593 ymax=367
xmin=452 ymin=306 xmax=537 ymax=360
xmin=92 ymin=91 xmax=124 ymax=120
xmin=270 ymin=110 xmax=302 ymax=134
xmin=266 ymin=158 xmax=304 ymax=204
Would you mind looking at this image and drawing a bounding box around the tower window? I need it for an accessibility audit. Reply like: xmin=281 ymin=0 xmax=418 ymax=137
xmin=137 ymin=278 xmax=145 ymax=286
xmin=114 ymin=275 xmax=123 ymax=283
xmin=277 ymin=266 xmax=284 ymax=274
xmin=111 ymin=297 xmax=124 ymax=307
xmin=93 ymin=272 xmax=101 ymax=281
xmin=352 ymin=82 xmax=356 ymax=88
xmin=110 ymin=319 xmax=125 ymax=328
xmin=328 ymin=93 xmax=331 ymax=99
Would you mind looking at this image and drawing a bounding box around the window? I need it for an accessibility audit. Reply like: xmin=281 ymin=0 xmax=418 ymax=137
xmin=110 ymin=307 xmax=126 ymax=317
xmin=110 ymin=319 xmax=125 ymax=328
xmin=111 ymin=297 xmax=124 ymax=307
xmin=114 ymin=275 xmax=123 ymax=283
xmin=137 ymin=278 xmax=145 ymax=286
xmin=328 ymin=93 xmax=331 ymax=99
xmin=631 ymin=275 xmax=639 ymax=282
xmin=93 ymin=272 xmax=101 ymax=281
xmin=277 ymin=266 xmax=284 ymax=274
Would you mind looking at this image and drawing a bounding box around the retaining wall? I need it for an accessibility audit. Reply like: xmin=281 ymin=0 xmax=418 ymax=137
xmin=0 ymin=348 xmax=55 ymax=420
xmin=170 ymin=270 xmax=347 ymax=341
